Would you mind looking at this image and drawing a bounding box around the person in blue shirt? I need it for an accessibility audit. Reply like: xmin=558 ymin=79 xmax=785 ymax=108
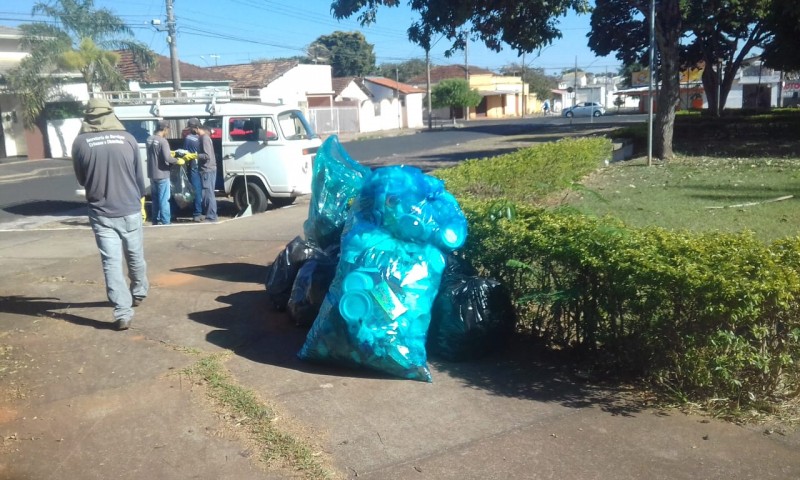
xmin=183 ymin=118 xmax=204 ymax=222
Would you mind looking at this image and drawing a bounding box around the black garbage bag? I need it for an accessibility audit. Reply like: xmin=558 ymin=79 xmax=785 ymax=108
xmin=428 ymin=269 xmax=516 ymax=362
xmin=265 ymin=236 xmax=326 ymax=310
xmin=288 ymin=257 xmax=338 ymax=328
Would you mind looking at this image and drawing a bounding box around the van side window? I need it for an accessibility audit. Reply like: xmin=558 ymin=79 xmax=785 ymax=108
xmin=229 ymin=116 xmax=270 ymax=141
xmin=122 ymin=120 xmax=154 ymax=143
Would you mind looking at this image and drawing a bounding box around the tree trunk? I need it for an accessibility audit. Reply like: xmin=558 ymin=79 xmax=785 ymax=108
xmin=653 ymin=0 xmax=682 ymax=161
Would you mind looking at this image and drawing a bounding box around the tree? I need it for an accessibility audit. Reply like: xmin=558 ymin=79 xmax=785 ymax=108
xmin=7 ymin=0 xmax=155 ymax=128
xmin=590 ymin=0 xmax=772 ymax=116
xmin=762 ymin=0 xmax=800 ymax=71
xmin=589 ymin=0 xmax=683 ymax=160
xmin=331 ymin=1 xmax=590 ymax=56
xmin=377 ymin=59 xmax=427 ymax=82
xmin=430 ymin=78 xmax=482 ymax=119
xmin=312 ymin=31 xmax=376 ymax=77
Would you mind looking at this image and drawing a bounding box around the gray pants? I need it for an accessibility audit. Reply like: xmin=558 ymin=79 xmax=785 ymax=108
xmin=202 ymin=170 xmax=218 ymax=221
xmin=89 ymin=210 xmax=149 ymax=322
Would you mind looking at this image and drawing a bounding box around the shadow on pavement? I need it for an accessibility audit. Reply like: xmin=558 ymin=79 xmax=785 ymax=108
xmin=4 ymin=200 xmax=86 ymax=216
xmin=188 ymin=290 xmax=647 ymax=413
xmin=173 ymin=262 xmax=267 ymax=284
xmin=0 ymin=295 xmax=115 ymax=330
xmin=190 ymin=290 xmax=390 ymax=380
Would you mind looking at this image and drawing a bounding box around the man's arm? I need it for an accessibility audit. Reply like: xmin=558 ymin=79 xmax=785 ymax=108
xmin=71 ymin=141 xmax=86 ymax=187
xmin=130 ymin=137 xmax=145 ymax=197
xmin=161 ymin=138 xmax=177 ymax=165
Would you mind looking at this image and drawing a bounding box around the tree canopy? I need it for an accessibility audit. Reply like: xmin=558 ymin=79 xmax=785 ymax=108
xmin=331 ymin=0 xmax=590 ymax=55
xmin=312 ymin=31 xmax=376 ymax=77
xmin=430 ymin=78 xmax=482 ymax=117
xmin=8 ymin=0 xmax=155 ymax=128
xmin=762 ymin=0 xmax=800 ymax=71
xmin=589 ymin=0 xmax=772 ymax=114
xmin=377 ymin=59 xmax=427 ymax=83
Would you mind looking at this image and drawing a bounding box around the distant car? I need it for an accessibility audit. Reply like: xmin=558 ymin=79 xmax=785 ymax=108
xmin=562 ymin=102 xmax=606 ymax=118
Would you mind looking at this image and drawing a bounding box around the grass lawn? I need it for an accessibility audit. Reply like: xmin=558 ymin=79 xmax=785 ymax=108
xmin=564 ymin=145 xmax=800 ymax=243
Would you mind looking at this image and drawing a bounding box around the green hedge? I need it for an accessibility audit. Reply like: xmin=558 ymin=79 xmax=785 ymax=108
xmin=431 ymin=136 xmax=800 ymax=409
xmin=459 ymin=201 xmax=800 ymax=409
xmin=433 ymin=137 xmax=612 ymax=203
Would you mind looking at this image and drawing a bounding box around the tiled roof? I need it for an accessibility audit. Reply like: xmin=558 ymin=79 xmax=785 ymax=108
xmin=116 ymin=51 xmax=229 ymax=82
xmin=208 ymin=60 xmax=299 ymax=88
xmin=406 ymin=64 xmax=495 ymax=85
xmin=332 ymin=76 xmax=356 ymax=96
xmin=364 ymin=76 xmax=426 ymax=94
xmin=332 ymin=76 xmax=373 ymax=99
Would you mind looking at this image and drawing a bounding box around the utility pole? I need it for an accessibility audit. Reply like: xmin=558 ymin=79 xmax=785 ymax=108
xmin=647 ymin=0 xmax=655 ymax=166
xmin=426 ymin=48 xmax=432 ymax=130
xmin=166 ymin=0 xmax=182 ymax=94
xmin=396 ymin=67 xmax=401 ymax=129
xmin=464 ymin=32 xmax=469 ymax=121
xmin=521 ymin=51 xmax=526 ymax=118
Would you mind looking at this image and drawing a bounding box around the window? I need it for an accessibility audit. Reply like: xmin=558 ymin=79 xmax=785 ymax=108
xmin=122 ymin=120 xmax=155 ymax=143
xmin=277 ymin=111 xmax=316 ymax=140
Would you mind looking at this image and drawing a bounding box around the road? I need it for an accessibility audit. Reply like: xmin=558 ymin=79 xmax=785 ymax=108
xmin=0 ymin=114 xmax=645 ymax=230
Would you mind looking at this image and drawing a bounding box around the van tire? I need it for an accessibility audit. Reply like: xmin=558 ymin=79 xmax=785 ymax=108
xmin=269 ymin=196 xmax=296 ymax=208
xmin=234 ymin=181 xmax=268 ymax=213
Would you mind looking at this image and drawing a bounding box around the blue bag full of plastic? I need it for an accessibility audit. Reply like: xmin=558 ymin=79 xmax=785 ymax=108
xmin=298 ymin=220 xmax=447 ymax=381
xmin=303 ymin=135 xmax=371 ymax=250
xmin=298 ymin=165 xmax=468 ymax=381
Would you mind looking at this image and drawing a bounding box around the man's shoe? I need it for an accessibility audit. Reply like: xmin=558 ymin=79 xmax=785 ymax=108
xmin=193 ymin=215 xmax=204 ymax=222
xmin=133 ymin=296 xmax=145 ymax=307
xmin=115 ymin=317 xmax=132 ymax=330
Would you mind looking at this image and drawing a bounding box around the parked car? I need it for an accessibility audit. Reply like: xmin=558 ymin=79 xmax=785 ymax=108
xmin=562 ymin=102 xmax=606 ymax=117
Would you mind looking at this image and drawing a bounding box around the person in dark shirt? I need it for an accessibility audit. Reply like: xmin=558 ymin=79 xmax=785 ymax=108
xmin=146 ymin=120 xmax=177 ymax=225
xmin=196 ymin=123 xmax=218 ymax=221
xmin=72 ymin=98 xmax=149 ymax=330
xmin=183 ymin=118 xmax=204 ymax=222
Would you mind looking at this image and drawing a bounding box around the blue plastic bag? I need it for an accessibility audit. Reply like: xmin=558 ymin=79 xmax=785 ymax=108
xmin=298 ymin=165 xmax=468 ymax=381
xmin=303 ymin=135 xmax=371 ymax=250
xmin=298 ymin=221 xmax=446 ymax=381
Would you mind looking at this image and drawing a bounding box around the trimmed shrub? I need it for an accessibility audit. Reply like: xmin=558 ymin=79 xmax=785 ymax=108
xmin=460 ymin=200 xmax=800 ymax=409
xmin=433 ymin=137 xmax=612 ymax=203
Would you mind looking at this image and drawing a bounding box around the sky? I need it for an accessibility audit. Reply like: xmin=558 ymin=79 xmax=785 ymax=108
xmin=1 ymin=0 xmax=622 ymax=76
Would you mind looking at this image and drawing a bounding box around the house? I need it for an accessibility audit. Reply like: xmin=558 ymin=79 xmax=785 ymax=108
xmin=362 ymin=77 xmax=425 ymax=129
xmin=308 ymin=76 xmax=425 ymax=135
xmin=407 ymin=64 xmax=535 ymax=120
xmin=116 ymin=51 xmax=232 ymax=97
xmin=208 ymin=61 xmax=333 ymax=109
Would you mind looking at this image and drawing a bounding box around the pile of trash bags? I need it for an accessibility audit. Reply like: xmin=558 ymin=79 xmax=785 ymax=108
xmin=264 ymin=135 xmax=514 ymax=381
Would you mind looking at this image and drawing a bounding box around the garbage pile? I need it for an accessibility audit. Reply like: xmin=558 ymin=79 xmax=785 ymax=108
xmin=265 ymin=135 xmax=514 ymax=381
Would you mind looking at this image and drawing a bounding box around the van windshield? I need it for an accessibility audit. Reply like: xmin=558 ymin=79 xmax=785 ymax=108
xmin=277 ymin=110 xmax=317 ymax=140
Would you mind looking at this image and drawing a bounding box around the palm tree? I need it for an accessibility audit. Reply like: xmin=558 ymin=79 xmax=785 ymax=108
xmin=7 ymin=0 xmax=156 ymax=128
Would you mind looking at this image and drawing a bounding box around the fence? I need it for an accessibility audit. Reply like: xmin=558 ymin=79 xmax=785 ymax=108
xmin=307 ymin=107 xmax=360 ymax=135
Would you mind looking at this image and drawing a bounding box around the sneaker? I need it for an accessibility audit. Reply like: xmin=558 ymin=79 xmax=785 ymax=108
xmin=133 ymin=296 xmax=145 ymax=307
xmin=115 ymin=317 xmax=132 ymax=330
xmin=193 ymin=215 xmax=205 ymax=222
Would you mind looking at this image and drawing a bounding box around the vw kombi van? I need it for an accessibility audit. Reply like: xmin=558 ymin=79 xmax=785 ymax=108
xmin=100 ymin=91 xmax=320 ymax=213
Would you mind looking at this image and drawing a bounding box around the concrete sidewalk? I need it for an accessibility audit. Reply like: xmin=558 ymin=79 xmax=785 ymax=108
xmin=0 ymin=204 xmax=798 ymax=479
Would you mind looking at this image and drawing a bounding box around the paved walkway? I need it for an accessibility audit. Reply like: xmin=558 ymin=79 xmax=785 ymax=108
xmin=0 ymin=203 xmax=798 ymax=479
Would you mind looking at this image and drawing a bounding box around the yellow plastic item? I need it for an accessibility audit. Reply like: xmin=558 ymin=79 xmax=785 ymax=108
xmin=141 ymin=197 xmax=147 ymax=221
xmin=176 ymin=158 xmax=185 ymax=166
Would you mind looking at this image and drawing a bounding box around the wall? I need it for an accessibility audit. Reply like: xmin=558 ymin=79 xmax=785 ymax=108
xmin=46 ymin=118 xmax=82 ymax=158
xmin=404 ymin=93 xmax=424 ymax=128
xmin=0 ymin=95 xmax=25 ymax=157
xmin=262 ymin=64 xmax=333 ymax=107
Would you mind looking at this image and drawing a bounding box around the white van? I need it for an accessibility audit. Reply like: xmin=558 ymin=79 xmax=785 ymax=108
xmin=101 ymin=92 xmax=321 ymax=213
